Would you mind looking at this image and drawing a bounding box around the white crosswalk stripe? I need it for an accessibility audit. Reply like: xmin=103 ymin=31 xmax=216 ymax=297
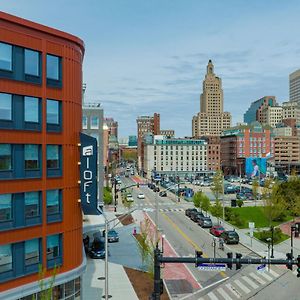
xmin=207 ymin=292 xmax=219 ymax=300
xmin=259 ymin=271 xmax=273 ymax=281
xmin=268 ymin=268 xmax=279 ymax=278
xmin=217 ymin=287 xmax=233 ymax=300
xmin=225 ymin=283 xmax=242 ymax=298
xmin=241 ymin=275 xmax=259 ymax=289
xmin=249 ymin=272 xmax=266 ymax=285
xmin=234 ymin=279 xmax=251 ymax=294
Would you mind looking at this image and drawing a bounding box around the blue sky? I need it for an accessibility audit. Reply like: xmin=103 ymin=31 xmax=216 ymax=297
xmin=1 ymin=1 xmax=300 ymax=137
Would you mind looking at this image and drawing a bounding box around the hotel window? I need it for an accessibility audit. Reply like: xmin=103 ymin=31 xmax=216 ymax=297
xmin=0 ymin=144 xmax=12 ymax=171
xmin=0 ymin=42 xmax=12 ymax=71
xmin=46 ymin=54 xmax=60 ymax=80
xmin=47 ymin=189 xmax=62 ymax=223
xmin=47 ymin=234 xmax=62 ymax=268
xmin=0 ymin=93 xmax=12 ymax=121
xmin=25 ymin=192 xmax=40 ymax=218
xmin=82 ymin=116 xmax=87 ymax=129
xmin=24 ymin=97 xmax=39 ymax=123
xmin=47 ymin=99 xmax=60 ymax=124
xmin=0 ymin=244 xmax=12 ymax=274
xmin=90 ymin=116 xmax=99 ymax=129
xmin=25 ymin=239 xmax=40 ymax=266
xmin=24 ymin=145 xmax=39 ymax=170
xmin=24 ymin=49 xmax=40 ymax=76
xmin=47 ymin=145 xmax=62 ymax=177
xmin=0 ymin=194 xmax=12 ymax=222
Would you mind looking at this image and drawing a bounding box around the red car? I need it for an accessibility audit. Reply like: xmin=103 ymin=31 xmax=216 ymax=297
xmin=209 ymin=225 xmax=225 ymax=237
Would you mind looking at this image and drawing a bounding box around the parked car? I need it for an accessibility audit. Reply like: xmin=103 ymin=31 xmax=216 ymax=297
xmin=185 ymin=208 xmax=197 ymax=217
xmin=236 ymin=192 xmax=247 ymax=200
xmin=159 ymin=191 xmax=167 ymax=197
xmin=245 ymin=192 xmax=254 ymax=200
xmin=126 ymin=193 xmax=134 ymax=202
xmin=154 ymin=186 xmax=160 ymax=192
xmin=137 ymin=193 xmax=145 ymax=199
xmin=198 ymin=217 xmax=213 ymax=228
xmin=89 ymin=234 xmax=106 ymax=258
xmin=200 ymin=181 xmax=211 ymax=187
xmin=209 ymin=225 xmax=225 ymax=237
xmin=224 ymin=185 xmax=236 ymax=194
xmin=220 ymin=230 xmax=239 ymax=244
xmin=190 ymin=211 xmax=204 ymax=222
xmin=102 ymin=229 xmax=119 ymax=243
xmin=241 ymin=187 xmax=252 ymax=193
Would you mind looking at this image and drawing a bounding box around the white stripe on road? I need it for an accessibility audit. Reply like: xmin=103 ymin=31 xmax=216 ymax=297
xmin=207 ymin=292 xmax=219 ymax=300
xmin=217 ymin=287 xmax=233 ymax=300
xmin=225 ymin=283 xmax=241 ymax=298
xmin=268 ymin=268 xmax=279 ymax=278
xmin=234 ymin=279 xmax=251 ymax=294
xmin=249 ymin=272 xmax=266 ymax=285
xmin=259 ymin=271 xmax=273 ymax=281
xmin=242 ymin=276 xmax=259 ymax=289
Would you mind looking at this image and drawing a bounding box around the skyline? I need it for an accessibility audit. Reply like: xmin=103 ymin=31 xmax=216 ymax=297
xmin=1 ymin=1 xmax=300 ymax=137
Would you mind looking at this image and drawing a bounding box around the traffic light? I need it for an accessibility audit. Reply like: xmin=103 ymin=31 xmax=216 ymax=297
xmin=286 ymin=252 xmax=293 ymax=270
xmin=137 ymin=183 xmax=139 ymax=188
xmin=227 ymin=252 xmax=233 ymax=270
xmin=195 ymin=250 xmax=203 ymax=267
xmin=297 ymin=256 xmax=300 ymax=278
xmin=236 ymin=253 xmax=242 ymax=270
xmin=160 ymin=279 xmax=164 ymax=295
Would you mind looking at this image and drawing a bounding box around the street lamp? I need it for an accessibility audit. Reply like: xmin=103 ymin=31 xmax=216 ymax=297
xmin=270 ymin=225 xmax=274 ymax=258
xmin=266 ymin=237 xmax=271 ymax=271
xmin=291 ymin=224 xmax=296 ymax=258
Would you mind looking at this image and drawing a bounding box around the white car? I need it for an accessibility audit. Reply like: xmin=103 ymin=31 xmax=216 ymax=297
xmin=126 ymin=194 xmax=134 ymax=202
xmin=137 ymin=193 xmax=145 ymax=199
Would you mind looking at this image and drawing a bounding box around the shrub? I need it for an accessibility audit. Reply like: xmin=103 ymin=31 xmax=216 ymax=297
xmin=237 ymin=200 xmax=244 ymax=207
xmin=103 ymin=187 xmax=113 ymax=205
xmin=255 ymin=227 xmax=286 ymax=244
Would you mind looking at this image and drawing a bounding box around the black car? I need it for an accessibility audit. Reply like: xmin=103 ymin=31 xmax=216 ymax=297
xmin=220 ymin=231 xmax=239 ymax=244
xmin=185 ymin=208 xmax=197 ymax=217
xmin=198 ymin=217 xmax=213 ymax=228
xmin=159 ymin=191 xmax=167 ymax=197
xmin=89 ymin=236 xmax=106 ymax=259
xmin=191 ymin=211 xmax=204 ymax=222
xmin=103 ymin=229 xmax=119 ymax=243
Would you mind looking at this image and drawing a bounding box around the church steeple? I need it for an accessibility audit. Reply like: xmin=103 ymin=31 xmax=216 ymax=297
xmin=207 ymin=59 xmax=214 ymax=75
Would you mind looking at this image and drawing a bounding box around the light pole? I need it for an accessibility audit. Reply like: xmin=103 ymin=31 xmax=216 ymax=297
xmin=222 ymin=174 xmax=225 ymax=223
xmin=270 ymin=225 xmax=274 ymax=258
xmin=266 ymin=237 xmax=271 ymax=271
xmin=291 ymin=224 xmax=296 ymax=258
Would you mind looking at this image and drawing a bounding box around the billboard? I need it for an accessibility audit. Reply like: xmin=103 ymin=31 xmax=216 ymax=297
xmin=245 ymin=157 xmax=267 ymax=178
xmin=80 ymin=133 xmax=100 ymax=215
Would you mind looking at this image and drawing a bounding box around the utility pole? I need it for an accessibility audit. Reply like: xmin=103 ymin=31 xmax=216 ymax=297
xmin=114 ymin=178 xmax=117 ymax=212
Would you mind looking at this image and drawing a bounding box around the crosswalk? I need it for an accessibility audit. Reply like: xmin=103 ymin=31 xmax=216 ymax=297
xmin=200 ymin=267 xmax=282 ymax=300
xmin=134 ymin=203 xmax=185 ymax=212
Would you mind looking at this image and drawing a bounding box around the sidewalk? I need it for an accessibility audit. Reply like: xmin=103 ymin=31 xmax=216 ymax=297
xmin=82 ymin=210 xmax=139 ymax=299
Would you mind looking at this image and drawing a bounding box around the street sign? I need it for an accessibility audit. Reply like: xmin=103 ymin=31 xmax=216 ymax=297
xmin=256 ymin=264 xmax=266 ymax=272
xmin=249 ymin=222 xmax=255 ymax=229
xmin=198 ymin=263 xmax=226 ymax=272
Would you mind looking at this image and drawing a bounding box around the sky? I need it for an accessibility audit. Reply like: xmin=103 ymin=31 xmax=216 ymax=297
xmin=1 ymin=1 xmax=300 ymax=137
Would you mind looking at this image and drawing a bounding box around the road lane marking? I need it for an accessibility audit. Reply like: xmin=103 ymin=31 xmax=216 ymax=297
xmin=249 ymin=272 xmax=266 ymax=285
xmin=160 ymin=212 xmax=227 ymax=278
xmin=241 ymin=276 xmax=259 ymax=289
xmin=259 ymin=271 xmax=273 ymax=281
xmin=268 ymin=268 xmax=279 ymax=278
xmin=207 ymin=292 xmax=219 ymax=300
xmin=217 ymin=287 xmax=233 ymax=300
xmin=234 ymin=279 xmax=250 ymax=294
xmin=225 ymin=283 xmax=241 ymax=298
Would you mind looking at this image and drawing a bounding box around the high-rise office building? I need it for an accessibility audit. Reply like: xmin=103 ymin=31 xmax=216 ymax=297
xmin=0 ymin=11 xmax=85 ymax=299
xmin=192 ymin=60 xmax=231 ymax=137
xmin=289 ymin=69 xmax=300 ymax=104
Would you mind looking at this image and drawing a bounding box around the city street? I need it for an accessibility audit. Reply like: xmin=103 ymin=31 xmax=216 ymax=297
xmin=120 ymin=176 xmax=300 ymax=300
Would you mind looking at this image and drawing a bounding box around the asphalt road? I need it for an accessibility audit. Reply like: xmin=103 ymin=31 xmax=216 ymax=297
xmin=119 ymin=176 xmax=299 ymax=300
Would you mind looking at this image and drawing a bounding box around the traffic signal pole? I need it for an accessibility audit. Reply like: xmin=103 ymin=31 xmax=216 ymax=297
xmin=151 ymin=249 xmax=300 ymax=300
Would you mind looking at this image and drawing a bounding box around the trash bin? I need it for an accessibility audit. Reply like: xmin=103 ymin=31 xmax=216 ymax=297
xmin=231 ymin=199 xmax=237 ymax=207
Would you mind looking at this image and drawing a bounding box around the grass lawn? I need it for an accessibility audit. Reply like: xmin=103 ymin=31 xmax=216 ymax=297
xmin=227 ymin=206 xmax=293 ymax=229
xmin=253 ymin=231 xmax=290 ymax=245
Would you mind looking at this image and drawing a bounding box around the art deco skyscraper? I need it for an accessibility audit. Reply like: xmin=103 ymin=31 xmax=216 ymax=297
xmin=192 ymin=60 xmax=231 ymax=137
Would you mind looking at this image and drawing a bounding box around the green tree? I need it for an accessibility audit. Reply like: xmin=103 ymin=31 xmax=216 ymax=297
xmin=103 ymin=187 xmax=113 ymax=205
xmin=211 ymin=199 xmax=223 ymax=222
xmin=211 ymin=170 xmax=223 ymax=201
xmin=193 ymin=191 xmax=203 ymax=210
xmin=37 ymin=264 xmax=58 ymax=300
xmin=201 ymin=194 xmax=211 ymax=216
xmin=262 ymin=179 xmax=286 ymax=225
